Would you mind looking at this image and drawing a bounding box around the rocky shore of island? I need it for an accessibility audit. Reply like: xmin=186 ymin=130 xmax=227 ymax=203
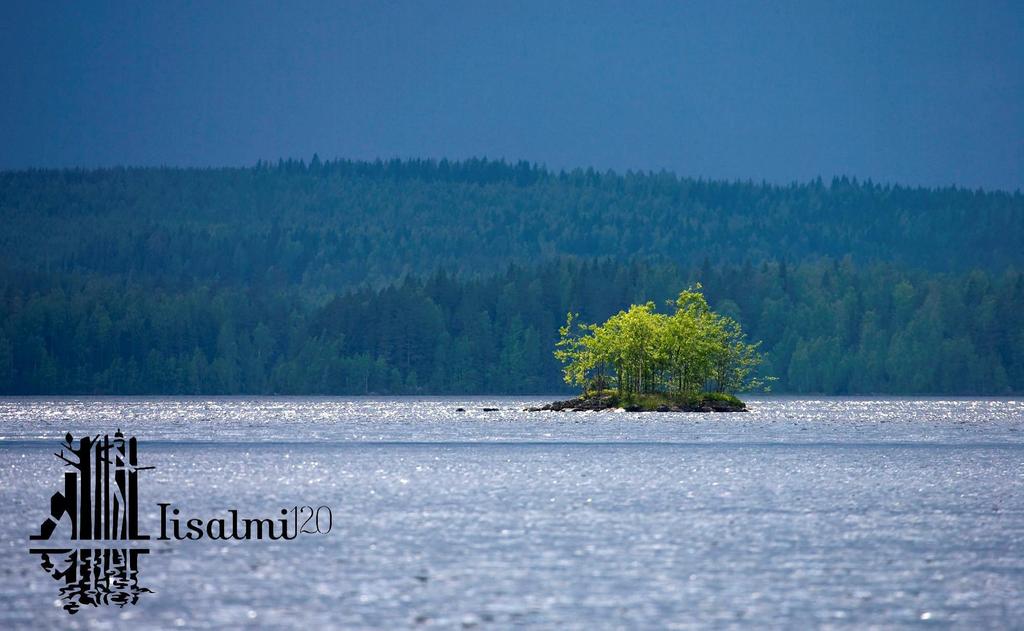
xmin=524 ymin=391 xmax=747 ymax=413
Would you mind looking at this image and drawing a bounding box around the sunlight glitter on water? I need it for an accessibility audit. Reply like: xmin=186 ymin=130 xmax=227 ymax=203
xmin=1 ymin=397 xmax=1022 ymax=629
xmin=0 ymin=395 xmax=1022 ymax=444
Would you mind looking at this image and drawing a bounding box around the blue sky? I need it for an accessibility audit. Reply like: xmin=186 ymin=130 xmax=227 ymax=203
xmin=1 ymin=1 xmax=1021 ymax=190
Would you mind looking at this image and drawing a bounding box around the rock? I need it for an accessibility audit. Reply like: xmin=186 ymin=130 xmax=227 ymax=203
xmin=526 ymin=392 xmax=747 ymax=413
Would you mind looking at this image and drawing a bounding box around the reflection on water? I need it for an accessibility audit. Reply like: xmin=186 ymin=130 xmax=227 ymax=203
xmin=3 ymin=397 xmax=1023 ymax=628
xmin=28 ymin=548 xmax=151 ymax=615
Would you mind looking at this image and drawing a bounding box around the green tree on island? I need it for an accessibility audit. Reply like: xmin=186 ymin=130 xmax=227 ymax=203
xmin=555 ymin=285 xmax=770 ymax=407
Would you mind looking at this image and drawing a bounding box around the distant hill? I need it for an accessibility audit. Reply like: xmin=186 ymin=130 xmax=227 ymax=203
xmin=1 ymin=159 xmax=1022 ymax=395
xmin=2 ymin=159 xmax=1021 ymax=294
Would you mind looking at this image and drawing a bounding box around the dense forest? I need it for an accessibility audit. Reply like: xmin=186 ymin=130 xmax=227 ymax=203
xmin=2 ymin=259 xmax=1022 ymax=395
xmin=2 ymin=159 xmax=1022 ymax=289
xmin=1 ymin=159 xmax=1022 ymax=394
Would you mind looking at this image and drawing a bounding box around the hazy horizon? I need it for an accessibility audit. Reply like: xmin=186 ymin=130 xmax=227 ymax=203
xmin=3 ymin=156 xmax=1022 ymax=195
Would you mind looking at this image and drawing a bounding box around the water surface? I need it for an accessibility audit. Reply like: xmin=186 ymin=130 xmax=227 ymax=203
xmin=1 ymin=397 xmax=1022 ymax=628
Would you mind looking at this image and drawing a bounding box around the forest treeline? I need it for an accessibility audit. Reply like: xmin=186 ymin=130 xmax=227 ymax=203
xmin=2 ymin=259 xmax=1022 ymax=394
xmin=2 ymin=159 xmax=1022 ymax=394
xmin=2 ymin=159 xmax=1022 ymax=294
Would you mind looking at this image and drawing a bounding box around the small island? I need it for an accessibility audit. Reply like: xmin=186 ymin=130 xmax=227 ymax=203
xmin=529 ymin=285 xmax=769 ymax=413
xmin=528 ymin=390 xmax=747 ymax=412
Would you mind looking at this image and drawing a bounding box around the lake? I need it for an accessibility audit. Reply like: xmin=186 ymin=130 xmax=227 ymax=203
xmin=1 ymin=396 xmax=1022 ymax=628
